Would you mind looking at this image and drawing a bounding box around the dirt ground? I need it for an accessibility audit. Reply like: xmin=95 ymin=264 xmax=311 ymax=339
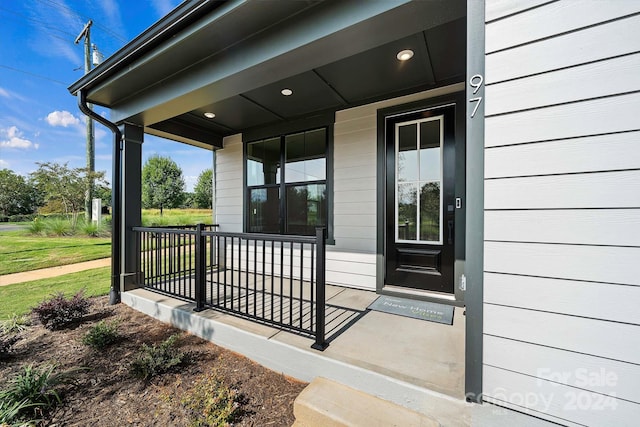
xmin=0 ymin=296 xmax=307 ymax=426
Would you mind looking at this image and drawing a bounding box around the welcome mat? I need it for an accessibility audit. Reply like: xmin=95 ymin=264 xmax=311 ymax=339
xmin=367 ymin=295 xmax=454 ymax=325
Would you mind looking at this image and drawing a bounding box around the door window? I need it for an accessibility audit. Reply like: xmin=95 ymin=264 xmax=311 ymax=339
xmin=395 ymin=116 xmax=443 ymax=244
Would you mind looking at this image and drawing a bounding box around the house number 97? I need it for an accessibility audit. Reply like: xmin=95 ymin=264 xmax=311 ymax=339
xmin=469 ymin=74 xmax=483 ymax=118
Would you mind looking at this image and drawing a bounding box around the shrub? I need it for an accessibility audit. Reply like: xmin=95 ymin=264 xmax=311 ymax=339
xmin=0 ymin=398 xmax=40 ymax=426
xmin=0 ymin=333 xmax=20 ymax=360
xmin=31 ymin=291 xmax=91 ymax=330
xmin=181 ymin=373 xmax=239 ymax=427
xmin=82 ymin=320 xmax=120 ymax=349
xmin=26 ymin=218 xmax=45 ymax=235
xmin=78 ymin=220 xmax=108 ymax=238
xmin=1 ymin=314 xmax=30 ymax=334
xmin=44 ymin=218 xmax=72 ymax=236
xmin=130 ymin=334 xmax=186 ymax=380
xmin=0 ymin=364 xmax=80 ymax=422
xmin=8 ymin=214 xmax=35 ymax=223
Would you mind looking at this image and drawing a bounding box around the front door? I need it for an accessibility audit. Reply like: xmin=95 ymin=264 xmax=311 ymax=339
xmin=385 ymin=104 xmax=456 ymax=294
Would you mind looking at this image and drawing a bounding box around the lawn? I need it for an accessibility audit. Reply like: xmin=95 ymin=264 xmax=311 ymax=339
xmin=0 ymin=267 xmax=110 ymax=318
xmin=141 ymin=208 xmax=213 ymax=226
xmin=0 ymin=231 xmax=111 ymax=275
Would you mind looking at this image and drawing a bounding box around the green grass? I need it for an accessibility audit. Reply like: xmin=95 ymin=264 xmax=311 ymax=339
xmin=0 ymin=231 xmax=111 ymax=275
xmin=142 ymin=209 xmax=213 ymax=226
xmin=0 ymin=267 xmax=110 ymax=318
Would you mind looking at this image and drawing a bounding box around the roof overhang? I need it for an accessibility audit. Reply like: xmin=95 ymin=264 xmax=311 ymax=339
xmin=70 ymin=0 xmax=466 ymax=149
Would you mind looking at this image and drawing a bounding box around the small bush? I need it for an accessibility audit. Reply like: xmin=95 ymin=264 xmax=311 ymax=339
xmin=0 ymin=333 xmax=20 ymax=360
xmin=82 ymin=320 xmax=120 ymax=349
xmin=8 ymin=214 xmax=35 ymax=223
xmin=181 ymin=373 xmax=239 ymax=427
xmin=0 ymin=364 xmax=80 ymax=422
xmin=26 ymin=218 xmax=46 ymax=235
xmin=130 ymin=334 xmax=186 ymax=380
xmin=31 ymin=291 xmax=91 ymax=330
xmin=1 ymin=314 xmax=30 ymax=334
xmin=79 ymin=221 xmax=103 ymax=237
xmin=44 ymin=218 xmax=72 ymax=236
xmin=0 ymin=398 xmax=40 ymax=426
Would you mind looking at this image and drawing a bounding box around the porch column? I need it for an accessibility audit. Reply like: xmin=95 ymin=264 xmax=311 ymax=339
xmin=120 ymin=122 xmax=143 ymax=291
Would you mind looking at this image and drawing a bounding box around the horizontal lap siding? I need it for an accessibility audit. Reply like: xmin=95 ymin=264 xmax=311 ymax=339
xmin=215 ymin=134 xmax=243 ymax=232
xmin=483 ymin=1 xmax=640 ymax=424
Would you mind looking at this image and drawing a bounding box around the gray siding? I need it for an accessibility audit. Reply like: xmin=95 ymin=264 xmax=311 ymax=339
xmin=483 ymin=1 xmax=640 ymax=425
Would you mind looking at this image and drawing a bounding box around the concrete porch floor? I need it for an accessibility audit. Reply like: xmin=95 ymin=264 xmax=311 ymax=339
xmin=122 ymin=284 xmax=469 ymax=426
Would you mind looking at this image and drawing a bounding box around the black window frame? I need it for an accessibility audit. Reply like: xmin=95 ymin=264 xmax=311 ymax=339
xmin=243 ymin=123 xmax=334 ymax=242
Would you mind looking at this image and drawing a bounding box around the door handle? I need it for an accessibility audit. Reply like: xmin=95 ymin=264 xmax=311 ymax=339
xmin=447 ymin=220 xmax=454 ymax=244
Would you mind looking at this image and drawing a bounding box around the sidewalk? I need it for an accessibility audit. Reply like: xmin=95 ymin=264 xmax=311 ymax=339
xmin=0 ymin=258 xmax=111 ymax=287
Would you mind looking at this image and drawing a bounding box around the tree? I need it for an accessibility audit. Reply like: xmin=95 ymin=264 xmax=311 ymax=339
xmin=30 ymin=162 xmax=105 ymax=226
xmin=141 ymin=155 xmax=185 ymax=215
xmin=193 ymin=168 xmax=213 ymax=209
xmin=0 ymin=169 xmax=40 ymax=216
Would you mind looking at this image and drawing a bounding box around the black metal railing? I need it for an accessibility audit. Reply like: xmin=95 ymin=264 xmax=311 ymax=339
xmin=132 ymin=224 xmax=328 ymax=350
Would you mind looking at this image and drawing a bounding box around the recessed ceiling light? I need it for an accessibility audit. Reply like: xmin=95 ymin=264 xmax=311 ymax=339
xmin=203 ymin=112 xmax=216 ymax=119
xmin=396 ymin=49 xmax=414 ymax=61
xmin=281 ymin=88 xmax=293 ymax=96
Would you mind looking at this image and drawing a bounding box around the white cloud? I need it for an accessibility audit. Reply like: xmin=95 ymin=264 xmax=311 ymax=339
xmin=0 ymin=87 xmax=10 ymax=98
xmin=0 ymin=159 xmax=9 ymax=168
xmin=151 ymin=0 xmax=180 ymax=17
xmin=0 ymin=126 xmax=37 ymax=149
xmin=46 ymin=110 xmax=81 ymax=127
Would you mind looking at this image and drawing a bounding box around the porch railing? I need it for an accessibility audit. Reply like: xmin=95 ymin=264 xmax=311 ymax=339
xmin=132 ymin=224 xmax=328 ymax=350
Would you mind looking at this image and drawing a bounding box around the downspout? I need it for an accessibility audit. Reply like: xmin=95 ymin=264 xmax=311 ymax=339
xmin=78 ymin=89 xmax=122 ymax=304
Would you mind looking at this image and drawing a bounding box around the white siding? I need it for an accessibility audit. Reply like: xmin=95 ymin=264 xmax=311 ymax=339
xmin=215 ymin=134 xmax=243 ymax=232
xmin=483 ymin=1 xmax=640 ymax=424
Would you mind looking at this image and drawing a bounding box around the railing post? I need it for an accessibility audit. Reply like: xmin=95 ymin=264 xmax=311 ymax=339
xmin=311 ymin=227 xmax=328 ymax=350
xmin=194 ymin=223 xmax=206 ymax=312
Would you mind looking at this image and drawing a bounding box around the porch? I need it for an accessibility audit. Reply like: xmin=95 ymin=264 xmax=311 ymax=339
xmin=127 ymin=224 xmax=467 ymax=424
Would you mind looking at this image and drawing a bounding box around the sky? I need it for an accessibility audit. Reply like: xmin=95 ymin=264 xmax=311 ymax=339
xmin=0 ymin=0 xmax=212 ymax=191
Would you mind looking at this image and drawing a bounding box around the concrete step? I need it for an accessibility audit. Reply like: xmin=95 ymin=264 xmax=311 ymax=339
xmin=294 ymin=377 xmax=441 ymax=427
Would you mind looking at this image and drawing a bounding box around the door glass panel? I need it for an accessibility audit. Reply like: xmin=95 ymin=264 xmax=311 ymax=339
xmin=397 ymin=182 xmax=417 ymax=241
xmin=286 ymin=183 xmax=326 ymax=235
xmin=247 ymin=137 xmax=281 ymax=186
xmin=420 ymin=182 xmax=440 ymax=241
xmin=419 ymin=120 xmax=441 ymax=182
xmin=395 ymin=117 xmax=442 ymax=243
xmin=397 ymin=124 xmax=417 ymax=182
xmin=248 ymin=187 xmax=280 ymax=233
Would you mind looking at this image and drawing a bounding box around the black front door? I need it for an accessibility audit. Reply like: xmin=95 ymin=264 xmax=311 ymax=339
xmin=385 ymin=104 xmax=456 ymax=294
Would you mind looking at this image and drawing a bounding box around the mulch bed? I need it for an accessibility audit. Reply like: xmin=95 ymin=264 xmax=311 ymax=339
xmin=0 ymin=296 xmax=307 ymax=426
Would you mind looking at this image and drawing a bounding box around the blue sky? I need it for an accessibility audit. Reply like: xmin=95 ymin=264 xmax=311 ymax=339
xmin=0 ymin=0 xmax=212 ymax=191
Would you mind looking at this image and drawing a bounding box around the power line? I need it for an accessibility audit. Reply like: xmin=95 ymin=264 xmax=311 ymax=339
xmin=32 ymin=0 xmax=128 ymax=44
xmin=0 ymin=6 xmax=78 ymax=38
xmin=0 ymin=64 xmax=67 ymax=86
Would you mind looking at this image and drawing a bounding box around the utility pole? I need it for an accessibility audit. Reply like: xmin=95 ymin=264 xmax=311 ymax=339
xmin=75 ymin=20 xmax=95 ymax=221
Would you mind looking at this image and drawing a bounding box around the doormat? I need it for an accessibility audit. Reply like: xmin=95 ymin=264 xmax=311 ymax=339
xmin=367 ymin=296 xmax=454 ymax=325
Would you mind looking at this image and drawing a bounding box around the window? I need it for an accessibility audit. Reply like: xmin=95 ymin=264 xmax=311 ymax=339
xmin=246 ymin=128 xmax=328 ymax=236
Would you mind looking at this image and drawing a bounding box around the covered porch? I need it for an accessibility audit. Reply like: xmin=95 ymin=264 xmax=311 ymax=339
xmin=68 ymin=0 xmax=483 ymax=424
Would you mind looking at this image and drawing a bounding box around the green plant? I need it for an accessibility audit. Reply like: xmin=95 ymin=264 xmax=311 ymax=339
xmin=26 ymin=218 xmax=45 ymax=235
xmin=78 ymin=220 xmax=108 ymax=238
xmin=31 ymin=291 xmax=91 ymax=330
xmin=0 ymin=364 xmax=81 ymax=423
xmin=130 ymin=334 xmax=186 ymax=380
xmin=180 ymin=373 xmax=239 ymax=427
xmin=0 ymin=398 xmax=40 ymax=426
xmin=44 ymin=218 xmax=71 ymax=237
xmin=82 ymin=320 xmax=120 ymax=349
xmin=1 ymin=314 xmax=30 ymax=334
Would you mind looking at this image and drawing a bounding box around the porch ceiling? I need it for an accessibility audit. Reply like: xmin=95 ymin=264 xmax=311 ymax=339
xmin=72 ymin=0 xmax=465 ymax=149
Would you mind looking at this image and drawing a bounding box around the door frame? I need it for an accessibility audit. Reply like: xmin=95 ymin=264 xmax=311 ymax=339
xmin=376 ymin=91 xmax=466 ymax=306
